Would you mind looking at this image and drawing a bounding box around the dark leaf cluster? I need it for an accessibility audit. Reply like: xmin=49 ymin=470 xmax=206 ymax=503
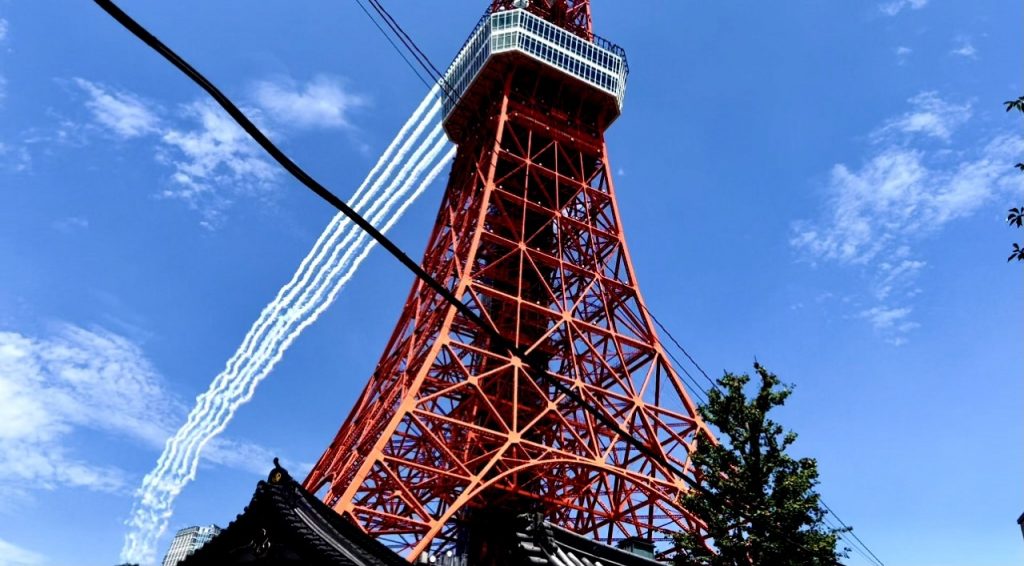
xmin=1004 ymin=96 xmax=1024 ymax=113
xmin=1007 ymin=96 xmax=1024 ymax=262
xmin=1009 ymin=243 xmax=1024 ymax=263
xmin=675 ymin=364 xmax=848 ymax=566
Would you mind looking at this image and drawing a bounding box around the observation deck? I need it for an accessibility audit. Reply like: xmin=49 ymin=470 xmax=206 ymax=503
xmin=441 ymin=8 xmax=629 ymax=144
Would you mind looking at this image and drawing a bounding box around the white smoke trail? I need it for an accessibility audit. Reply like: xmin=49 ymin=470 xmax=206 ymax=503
xmin=196 ymin=138 xmax=455 ymax=443
xmin=142 ymin=91 xmax=441 ymax=494
xmin=165 ymin=122 xmax=447 ymax=481
xmin=123 ymin=136 xmax=450 ymax=563
xmin=172 ymin=127 xmax=448 ymax=482
xmin=121 ymin=92 xmax=452 ymax=564
xmin=149 ymin=90 xmax=443 ymax=484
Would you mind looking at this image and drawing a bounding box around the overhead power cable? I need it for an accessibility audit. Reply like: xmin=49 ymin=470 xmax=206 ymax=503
xmin=823 ymin=501 xmax=885 ymax=566
xmin=355 ymin=0 xmax=457 ymax=106
xmin=641 ymin=303 xmax=885 ymax=566
xmin=366 ymin=0 xmax=450 ymax=85
xmin=352 ymin=0 xmax=435 ymax=92
xmin=639 ymin=301 xmax=718 ymax=392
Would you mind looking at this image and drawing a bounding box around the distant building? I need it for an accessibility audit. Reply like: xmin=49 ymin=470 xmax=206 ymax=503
xmin=162 ymin=525 xmax=222 ymax=566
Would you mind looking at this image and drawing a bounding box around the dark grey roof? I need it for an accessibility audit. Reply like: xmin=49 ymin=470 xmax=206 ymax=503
xmin=180 ymin=460 xmax=409 ymax=566
xmin=178 ymin=460 xmax=670 ymax=566
xmin=513 ymin=515 xmax=666 ymax=566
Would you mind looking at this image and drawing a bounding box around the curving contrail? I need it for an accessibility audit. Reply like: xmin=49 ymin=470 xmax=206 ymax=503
xmin=122 ymin=87 xmax=454 ymax=564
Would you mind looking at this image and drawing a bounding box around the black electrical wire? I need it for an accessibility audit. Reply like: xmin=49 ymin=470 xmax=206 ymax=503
xmin=91 ymin=0 xmax=702 ymax=495
xmin=353 ymin=0 xmax=436 ymax=93
xmin=639 ymin=301 xmax=718 ymax=392
xmin=642 ymin=302 xmax=885 ymax=565
xmin=654 ymin=340 xmax=709 ymax=406
xmin=823 ymin=501 xmax=885 ymax=566
xmin=366 ymin=0 xmax=449 ymax=85
xmin=359 ymin=0 xmax=457 ymax=105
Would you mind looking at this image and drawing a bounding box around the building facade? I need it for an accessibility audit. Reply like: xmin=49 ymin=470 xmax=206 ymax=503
xmin=161 ymin=525 xmax=222 ymax=566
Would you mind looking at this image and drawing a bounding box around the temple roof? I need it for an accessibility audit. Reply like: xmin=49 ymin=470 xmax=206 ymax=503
xmin=179 ymin=460 xmax=410 ymax=566
xmin=179 ymin=460 xmax=667 ymax=566
xmin=511 ymin=514 xmax=665 ymax=566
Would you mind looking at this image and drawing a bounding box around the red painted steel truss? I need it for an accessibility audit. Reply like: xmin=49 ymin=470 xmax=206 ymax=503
xmin=305 ymin=17 xmax=711 ymax=560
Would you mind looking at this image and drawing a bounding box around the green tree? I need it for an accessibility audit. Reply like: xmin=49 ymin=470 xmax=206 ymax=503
xmin=675 ymin=363 xmax=848 ymax=566
xmin=1004 ymin=96 xmax=1024 ymax=262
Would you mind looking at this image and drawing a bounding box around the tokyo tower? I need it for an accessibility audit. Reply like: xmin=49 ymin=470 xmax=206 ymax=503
xmin=305 ymin=0 xmax=712 ymax=559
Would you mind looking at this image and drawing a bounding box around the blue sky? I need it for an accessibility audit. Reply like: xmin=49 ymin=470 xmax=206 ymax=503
xmin=0 ymin=1 xmax=1021 ymax=565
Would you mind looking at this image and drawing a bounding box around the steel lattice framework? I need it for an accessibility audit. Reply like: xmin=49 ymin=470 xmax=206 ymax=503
xmin=305 ymin=1 xmax=712 ymax=560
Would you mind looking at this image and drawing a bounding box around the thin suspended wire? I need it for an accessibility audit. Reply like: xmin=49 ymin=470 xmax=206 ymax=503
xmin=643 ymin=300 xmax=885 ymax=566
xmin=367 ymin=0 xmax=449 ymax=85
xmin=639 ymin=300 xmax=717 ymax=391
xmin=360 ymin=0 xmax=457 ymax=105
xmin=353 ymin=0 xmax=435 ymax=92
xmin=823 ymin=501 xmax=885 ymax=566
xmin=656 ymin=341 xmax=709 ymax=406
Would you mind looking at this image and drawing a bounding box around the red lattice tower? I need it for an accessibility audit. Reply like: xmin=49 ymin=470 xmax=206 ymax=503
xmin=305 ymin=1 xmax=712 ymax=559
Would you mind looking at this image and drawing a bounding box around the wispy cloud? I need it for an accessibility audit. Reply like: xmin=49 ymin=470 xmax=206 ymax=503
xmin=74 ymin=81 xmax=278 ymax=228
xmin=73 ymin=74 xmax=366 ymax=228
xmin=0 ymin=537 xmax=45 ymax=566
xmin=157 ymin=100 xmax=279 ymax=228
xmin=874 ymin=91 xmax=972 ymax=142
xmin=253 ymin=75 xmax=367 ymax=130
xmin=0 ymin=323 xmax=280 ymax=501
xmin=52 ymin=216 xmax=89 ymax=234
xmin=75 ymin=78 xmax=161 ymax=139
xmin=0 ymin=141 xmax=31 ymax=172
xmin=879 ymin=0 xmax=928 ymax=16
xmin=792 ymin=92 xmax=1023 ymax=343
xmin=0 ymin=18 xmax=9 ymax=104
xmin=0 ymin=326 xmax=149 ymax=494
xmin=895 ymin=46 xmax=912 ymax=65
xmin=859 ymin=306 xmax=919 ymax=345
xmin=950 ymin=36 xmax=977 ymax=58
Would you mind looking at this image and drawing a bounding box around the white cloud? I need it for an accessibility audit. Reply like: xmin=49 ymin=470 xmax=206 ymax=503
xmin=879 ymin=0 xmax=928 ymax=16
xmin=72 ymin=78 xmax=351 ymax=228
xmin=52 ymin=216 xmax=89 ymax=234
xmin=950 ymin=36 xmax=977 ymax=58
xmin=859 ymin=306 xmax=919 ymax=345
xmin=204 ymin=437 xmax=279 ymax=476
xmin=875 ymin=92 xmax=972 ymax=142
xmin=70 ymin=74 xmax=367 ymax=227
xmin=874 ymin=255 xmax=925 ymax=301
xmin=794 ymin=136 xmax=1023 ymax=264
xmin=0 ymin=326 xmax=146 ymax=494
xmin=792 ymin=92 xmax=1024 ymax=343
xmin=0 ymin=324 xmax=280 ymax=499
xmin=158 ymin=100 xmax=279 ymax=228
xmin=253 ymin=75 xmax=367 ymax=130
xmin=0 ymin=19 xmax=8 ymax=105
xmin=895 ymin=46 xmax=912 ymax=65
xmin=0 ymin=537 xmax=45 ymax=566
xmin=74 ymin=79 xmax=160 ymax=139
xmin=0 ymin=141 xmax=31 ymax=172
